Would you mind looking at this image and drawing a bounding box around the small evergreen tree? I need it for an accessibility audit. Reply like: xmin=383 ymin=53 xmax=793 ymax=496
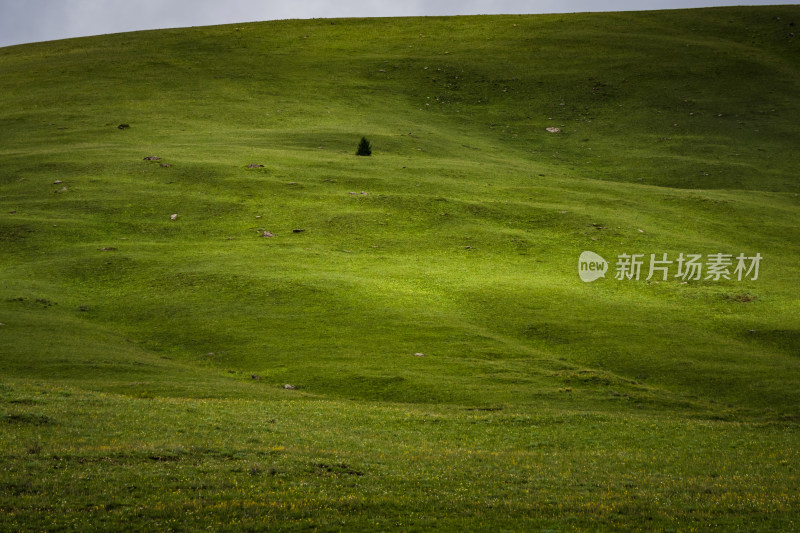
xmin=356 ymin=136 xmax=372 ymax=156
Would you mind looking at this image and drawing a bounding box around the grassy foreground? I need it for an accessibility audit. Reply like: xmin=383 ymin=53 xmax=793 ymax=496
xmin=1 ymin=6 xmax=799 ymax=531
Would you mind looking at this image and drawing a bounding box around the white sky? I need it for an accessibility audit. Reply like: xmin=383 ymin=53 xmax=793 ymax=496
xmin=0 ymin=0 xmax=794 ymax=48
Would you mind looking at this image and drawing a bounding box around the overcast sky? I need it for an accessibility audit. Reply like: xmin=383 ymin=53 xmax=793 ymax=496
xmin=0 ymin=0 xmax=793 ymax=48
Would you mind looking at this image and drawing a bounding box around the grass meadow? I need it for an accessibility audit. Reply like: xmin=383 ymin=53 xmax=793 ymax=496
xmin=1 ymin=6 xmax=799 ymax=531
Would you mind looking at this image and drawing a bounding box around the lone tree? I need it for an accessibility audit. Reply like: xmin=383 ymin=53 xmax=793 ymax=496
xmin=356 ymin=136 xmax=372 ymax=156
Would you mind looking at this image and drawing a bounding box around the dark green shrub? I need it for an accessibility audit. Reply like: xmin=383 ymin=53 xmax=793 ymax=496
xmin=356 ymin=136 xmax=372 ymax=156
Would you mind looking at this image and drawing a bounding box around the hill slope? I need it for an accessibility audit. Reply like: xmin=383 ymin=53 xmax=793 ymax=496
xmin=1 ymin=7 xmax=799 ymax=531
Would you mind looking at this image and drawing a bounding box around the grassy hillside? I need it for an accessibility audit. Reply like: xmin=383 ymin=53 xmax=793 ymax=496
xmin=1 ymin=6 xmax=799 ymax=531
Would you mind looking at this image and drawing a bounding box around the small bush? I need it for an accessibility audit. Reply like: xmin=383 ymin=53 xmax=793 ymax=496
xmin=356 ymin=136 xmax=372 ymax=156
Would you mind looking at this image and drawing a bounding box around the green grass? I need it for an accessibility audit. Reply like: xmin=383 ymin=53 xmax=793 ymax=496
xmin=1 ymin=6 xmax=799 ymax=531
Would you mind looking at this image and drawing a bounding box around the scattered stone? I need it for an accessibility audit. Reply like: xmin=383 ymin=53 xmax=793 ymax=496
xmin=55 ymin=186 xmax=68 ymax=193
xmin=414 ymin=352 xmax=426 ymax=357
xmin=247 ymin=163 xmax=264 ymax=168
xmin=251 ymin=374 xmax=262 ymax=380
xmin=170 ymin=214 xmax=178 ymax=221
xmin=255 ymin=215 xmax=262 ymax=219
xmin=53 ymin=180 xmax=63 ymax=184
xmin=9 ymin=210 xmax=16 ymax=214
xmin=292 ymin=229 xmax=306 ymax=233
xmin=638 ymin=229 xmax=644 ymax=233
xmin=0 ymin=323 xmax=5 ymax=327
xmin=78 ymin=306 xmax=90 ymax=312
xmin=261 ymin=231 xmax=275 ymax=238
xmin=283 ymin=384 xmax=296 ymax=390
xmin=160 ymin=163 xmax=171 ymax=168
xmin=206 ymin=352 xmax=215 ymax=357
xmin=100 ymin=247 xmax=116 ymax=251
xmin=546 ymin=127 xmax=561 ymax=133
xmin=143 ymin=156 xmax=161 ymax=161
xmin=118 ymin=124 xmax=130 ymax=130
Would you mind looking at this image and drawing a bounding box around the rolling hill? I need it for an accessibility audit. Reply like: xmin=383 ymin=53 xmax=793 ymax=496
xmin=1 ymin=6 xmax=798 ymax=531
